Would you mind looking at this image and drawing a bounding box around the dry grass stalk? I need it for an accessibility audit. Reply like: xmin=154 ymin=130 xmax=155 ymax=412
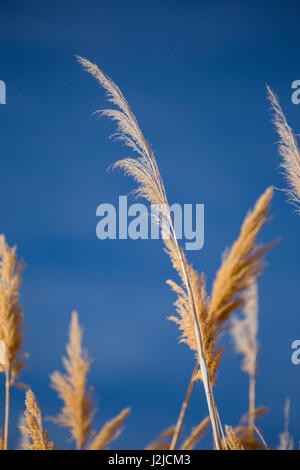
xmin=168 ymin=188 xmax=273 ymax=450
xmin=146 ymin=425 xmax=175 ymax=450
xmin=180 ymin=416 xmax=210 ymax=450
xmin=0 ymin=235 xmax=27 ymax=449
xmin=231 ymin=281 xmax=259 ymax=430
xmin=277 ymin=398 xmax=294 ymax=450
xmin=50 ymin=311 xmax=94 ymax=450
xmin=254 ymin=425 xmax=268 ymax=449
xmin=77 ymin=56 xmax=222 ymax=449
xmin=20 ymin=389 xmax=53 ymax=450
xmin=169 ymin=188 xmax=273 ymax=386
xmin=88 ymin=408 xmax=130 ymax=450
xmin=0 ymin=429 xmax=4 ymax=450
xmin=267 ymin=85 xmax=300 ymax=210
xmin=169 ymin=363 xmax=198 ymax=450
xmin=168 ymin=269 xmax=220 ymax=384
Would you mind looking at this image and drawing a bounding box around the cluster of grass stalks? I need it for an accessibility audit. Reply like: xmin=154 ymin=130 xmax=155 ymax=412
xmin=0 ymin=62 xmax=298 ymax=450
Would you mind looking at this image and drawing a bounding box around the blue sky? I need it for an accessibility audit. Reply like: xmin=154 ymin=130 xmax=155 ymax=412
xmin=0 ymin=0 xmax=300 ymax=449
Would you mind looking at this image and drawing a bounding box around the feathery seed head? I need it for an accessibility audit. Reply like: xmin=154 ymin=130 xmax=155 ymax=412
xmin=77 ymin=56 xmax=167 ymax=208
xmin=231 ymin=281 xmax=259 ymax=376
xmin=267 ymin=85 xmax=300 ymax=211
xmin=223 ymin=425 xmax=244 ymax=450
xmin=88 ymin=407 xmax=130 ymax=450
xmin=50 ymin=311 xmax=94 ymax=450
xmin=20 ymin=389 xmax=53 ymax=450
xmin=0 ymin=235 xmax=27 ymax=382
xmin=169 ymin=188 xmax=273 ymax=383
xmin=278 ymin=398 xmax=294 ymax=450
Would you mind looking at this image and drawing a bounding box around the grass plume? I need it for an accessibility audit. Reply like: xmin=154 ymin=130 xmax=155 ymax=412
xmin=208 ymin=187 xmax=273 ymax=333
xmin=226 ymin=408 xmax=268 ymax=450
xmin=20 ymin=389 xmax=53 ymax=450
xmin=223 ymin=425 xmax=244 ymax=450
xmin=169 ymin=188 xmax=273 ymax=385
xmin=50 ymin=311 xmax=94 ymax=450
xmin=231 ymin=281 xmax=259 ymax=430
xmin=267 ymin=85 xmax=300 ymax=210
xmin=277 ymin=398 xmax=294 ymax=450
xmin=231 ymin=282 xmax=258 ymax=378
xmin=77 ymin=55 xmax=223 ymax=449
xmin=0 ymin=235 xmax=27 ymax=449
xmin=88 ymin=408 xmax=130 ymax=450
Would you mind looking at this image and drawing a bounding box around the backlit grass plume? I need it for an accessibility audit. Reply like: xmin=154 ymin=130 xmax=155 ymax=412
xmin=208 ymin=187 xmax=273 ymax=329
xmin=231 ymin=281 xmax=259 ymax=430
xmin=226 ymin=407 xmax=268 ymax=450
xmin=76 ymin=57 xmax=166 ymax=207
xmin=168 ymin=268 xmax=219 ymax=384
xmin=77 ymin=55 xmax=222 ymax=449
xmin=169 ymin=188 xmax=273 ymax=385
xmin=277 ymin=398 xmax=294 ymax=450
xmin=267 ymin=85 xmax=300 ymax=210
xmin=50 ymin=311 xmax=94 ymax=450
xmin=0 ymin=235 xmax=27 ymax=449
xmin=88 ymin=407 xmax=130 ymax=450
xmin=223 ymin=425 xmax=244 ymax=450
xmin=168 ymin=188 xmax=273 ymax=449
xmin=20 ymin=389 xmax=53 ymax=450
